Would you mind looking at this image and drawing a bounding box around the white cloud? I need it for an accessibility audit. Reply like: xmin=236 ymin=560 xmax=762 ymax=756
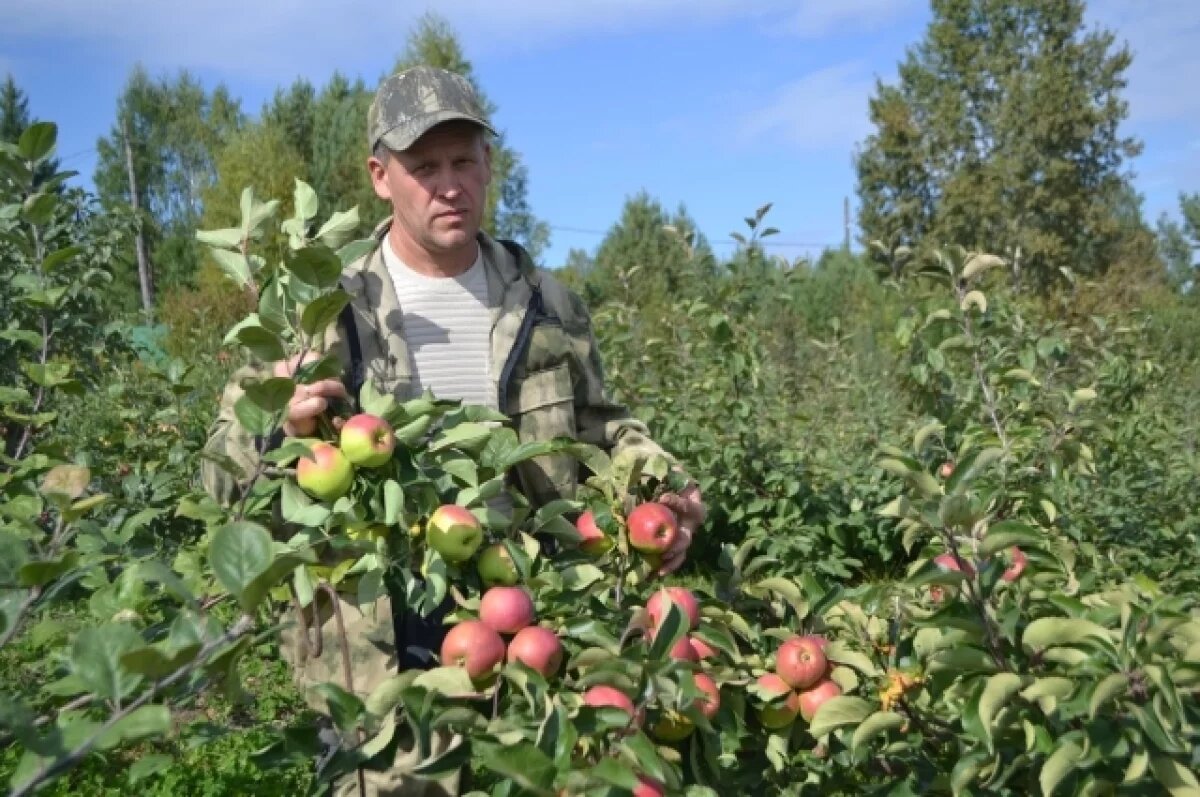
xmin=782 ymin=0 xmax=924 ymax=38
xmin=736 ymin=61 xmax=876 ymax=151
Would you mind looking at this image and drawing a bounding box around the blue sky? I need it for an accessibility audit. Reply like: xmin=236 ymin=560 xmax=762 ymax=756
xmin=3 ymin=0 xmax=1198 ymax=269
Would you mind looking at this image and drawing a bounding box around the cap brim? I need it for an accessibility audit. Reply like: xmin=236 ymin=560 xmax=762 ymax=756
xmin=376 ymin=110 xmax=497 ymax=152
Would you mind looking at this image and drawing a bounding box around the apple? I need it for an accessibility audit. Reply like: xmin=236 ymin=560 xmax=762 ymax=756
xmin=933 ymin=552 xmax=974 ymax=575
xmin=940 ymin=460 xmax=955 ymax=479
xmin=440 ymin=620 xmax=505 ymax=686
xmin=477 ymin=543 xmax=520 ymax=587
xmin=688 ymin=636 xmax=718 ymax=661
xmin=582 ymin=685 xmax=636 ymax=718
xmin=339 ymin=413 xmax=396 ymax=468
xmin=627 ymin=502 xmax=679 ymax=555
xmin=633 ymin=776 xmax=665 ymax=797
xmin=1002 ymin=546 xmax=1028 ymax=582
xmin=755 ymin=673 xmax=801 ymax=729
xmin=693 ymin=672 xmax=720 ymax=719
xmin=776 ymin=636 xmax=828 ymax=690
xmin=479 ymin=586 xmax=535 ymax=635
xmin=427 ymin=504 xmax=484 ymax=563
xmin=575 ymin=509 xmax=613 ymax=556
xmin=646 ymin=587 xmax=700 ymax=631
xmin=296 ymin=441 xmax=354 ymax=501
xmin=667 ymin=636 xmax=699 ymax=662
xmin=506 ymin=625 xmax=563 ymax=677
xmin=798 ymin=678 xmax=842 ymax=723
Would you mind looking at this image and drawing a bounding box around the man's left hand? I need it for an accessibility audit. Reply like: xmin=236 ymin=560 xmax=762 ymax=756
xmin=654 ymin=481 xmax=706 ymax=577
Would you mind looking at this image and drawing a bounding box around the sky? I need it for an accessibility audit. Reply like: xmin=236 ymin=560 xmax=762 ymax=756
xmin=2 ymin=0 xmax=1199 ymax=269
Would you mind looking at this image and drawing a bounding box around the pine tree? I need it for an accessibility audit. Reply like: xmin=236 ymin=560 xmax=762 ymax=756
xmin=0 ymin=75 xmax=60 ymax=187
xmin=855 ymin=0 xmax=1144 ymax=288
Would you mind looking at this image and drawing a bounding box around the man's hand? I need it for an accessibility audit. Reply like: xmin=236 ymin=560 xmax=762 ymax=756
xmin=654 ymin=480 xmax=706 ymax=577
xmin=273 ymin=352 xmax=349 ymax=437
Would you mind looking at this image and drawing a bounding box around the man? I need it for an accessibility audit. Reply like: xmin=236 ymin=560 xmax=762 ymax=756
xmin=201 ymin=65 xmax=705 ymax=796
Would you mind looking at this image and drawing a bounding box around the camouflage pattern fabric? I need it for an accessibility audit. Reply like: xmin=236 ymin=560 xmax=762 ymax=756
xmin=367 ymin=66 xmax=496 ymax=153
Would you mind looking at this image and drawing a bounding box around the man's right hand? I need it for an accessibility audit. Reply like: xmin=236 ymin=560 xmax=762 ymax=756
xmin=273 ymin=352 xmax=349 ymax=437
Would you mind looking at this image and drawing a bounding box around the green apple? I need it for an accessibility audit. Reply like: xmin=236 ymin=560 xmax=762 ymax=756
xmin=339 ymin=413 xmax=396 ymax=468
xmin=477 ymin=543 xmax=520 ymax=586
xmin=427 ymin=504 xmax=484 ymax=563
xmin=296 ymin=441 xmax=354 ymax=501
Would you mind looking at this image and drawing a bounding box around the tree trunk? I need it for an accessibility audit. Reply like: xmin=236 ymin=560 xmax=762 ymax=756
xmin=121 ymin=115 xmax=154 ymax=313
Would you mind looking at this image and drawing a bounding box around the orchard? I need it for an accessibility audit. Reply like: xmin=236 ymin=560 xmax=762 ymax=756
xmin=1 ymin=120 xmax=1198 ymax=797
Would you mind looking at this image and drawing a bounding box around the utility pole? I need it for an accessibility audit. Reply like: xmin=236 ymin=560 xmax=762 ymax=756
xmin=121 ymin=114 xmax=154 ymax=314
xmin=843 ymin=196 xmax=851 ymax=253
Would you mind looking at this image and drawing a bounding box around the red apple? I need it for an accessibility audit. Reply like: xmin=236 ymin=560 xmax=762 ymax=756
xmin=296 ymin=441 xmax=354 ymax=501
xmin=339 ymin=413 xmax=396 ymax=468
xmin=441 ymin=620 xmax=505 ymax=686
xmin=1002 ymin=547 xmax=1028 ymax=582
xmin=646 ymin=587 xmax=700 ymax=632
xmin=755 ymin=673 xmax=801 ymax=729
xmin=633 ymin=775 xmax=665 ymax=797
xmin=798 ymin=678 xmax=842 ymax=723
xmin=667 ymin=635 xmax=699 ymax=662
xmin=688 ymin=636 xmax=718 ymax=661
xmin=575 ymin=509 xmax=613 ymax=556
xmin=479 ymin=586 xmax=535 ymax=635
xmin=776 ymin=636 xmax=828 ymax=690
xmin=582 ymin=685 xmax=636 ymax=718
xmin=427 ymin=504 xmax=484 ymax=563
xmin=506 ymin=625 xmax=563 ymax=677
xmin=627 ymin=502 xmax=679 ymax=555
xmin=939 ymin=460 xmax=955 ymax=479
xmin=933 ymin=552 xmax=974 ymax=575
xmin=693 ymin=672 xmax=720 ymax=719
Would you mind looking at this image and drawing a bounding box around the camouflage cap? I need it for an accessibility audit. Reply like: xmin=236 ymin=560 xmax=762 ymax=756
xmin=368 ymin=65 xmax=496 ymax=153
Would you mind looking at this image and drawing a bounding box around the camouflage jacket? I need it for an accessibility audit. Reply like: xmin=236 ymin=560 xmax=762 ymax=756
xmin=200 ymin=223 xmax=675 ymax=509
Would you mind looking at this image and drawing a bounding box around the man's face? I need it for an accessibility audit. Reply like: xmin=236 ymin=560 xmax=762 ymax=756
xmin=368 ymin=122 xmax=492 ymax=258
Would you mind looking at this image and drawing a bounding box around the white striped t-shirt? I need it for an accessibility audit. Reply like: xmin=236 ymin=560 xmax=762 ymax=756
xmin=381 ymin=239 xmax=496 ymax=409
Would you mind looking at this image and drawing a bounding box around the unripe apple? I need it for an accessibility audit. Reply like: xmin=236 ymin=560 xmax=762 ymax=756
xmin=296 ymin=441 xmax=354 ymax=501
xmin=776 ymin=635 xmax=828 ymax=690
xmin=798 ymin=678 xmax=842 ymax=723
xmin=506 ymin=625 xmax=563 ymax=677
xmin=427 ymin=504 xmax=483 ymax=563
xmin=477 ymin=543 xmax=520 ymax=587
xmin=646 ymin=587 xmax=700 ymax=632
xmin=441 ymin=620 xmax=505 ymax=686
xmin=479 ymin=586 xmax=535 ymax=635
xmin=575 ymin=509 xmax=613 ymax=556
xmin=627 ymin=502 xmax=679 ymax=555
xmin=1002 ymin=547 xmax=1028 ymax=582
xmin=582 ymin=685 xmax=636 ymax=718
xmin=755 ymin=673 xmax=801 ymax=729
xmin=339 ymin=413 xmax=396 ymax=468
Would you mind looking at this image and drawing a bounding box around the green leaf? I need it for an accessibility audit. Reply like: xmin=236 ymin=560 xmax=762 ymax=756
xmin=592 ymin=757 xmax=640 ymax=789
xmin=413 ymin=666 xmax=478 ymax=697
xmin=850 ymin=710 xmax=905 ymax=752
xmin=980 ymin=522 xmax=1043 ymax=556
xmin=477 ymin=741 xmax=556 ymax=793
xmin=1149 ymin=757 xmax=1200 ymax=796
xmin=19 ymin=122 xmax=57 ymax=161
xmin=1088 ymin=673 xmax=1128 ymax=719
xmin=300 ymin=289 xmax=351 ymax=336
xmin=233 ymin=394 xmax=274 ymax=436
xmin=312 ymin=683 xmax=365 ymax=733
xmin=1020 ymin=677 xmax=1075 ymax=702
xmin=1040 ymin=740 xmax=1083 ymax=797
xmin=412 ymin=736 xmax=471 ymax=778
xmin=18 ymin=551 xmax=79 ymax=587
xmin=337 ymin=238 xmax=375 ymax=266
xmin=807 ymin=695 xmax=874 ymax=737
xmin=315 ymin=207 xmax=361 ymax=249
xmin=428 ymin=422 xmax=494 ymax=454
xmin=97 ymin=705 xmax=171 ymax=749
xmin=294 ymin=179 xmax=319 ymax=222
xmin=235 ymin=324 xmax=285 ymax=363
xmin=127 ymin=754 xmax=173 ymax=783
xmin=288 ymin=245 xmax=343 ymax=289
xmin=647 ymin=600 xmax=688 ymax=661
xmin=120 ymin=643 xmax=201 ymax=679
xmin=961 ymin=253 xmax=1004 ymax=281
xmin=243 ymin=377 xmax=296 ymax=414
xmin=209 ymin=248 xmax=253 ymax=290
xmin=71 ymin=624 xmax=144 ymax=700
xmin=41 ymin=244 xmax=81 ymax=273
xmin=195 ymin=227 xmax=244 ymax=249
xmin=978 ymin=673 xmax=1023 ymax=751
xmin=208 ymin=522 xmax=273 ymax=609
xmin=1022 ymin=618 xmax=1111 ymax=652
